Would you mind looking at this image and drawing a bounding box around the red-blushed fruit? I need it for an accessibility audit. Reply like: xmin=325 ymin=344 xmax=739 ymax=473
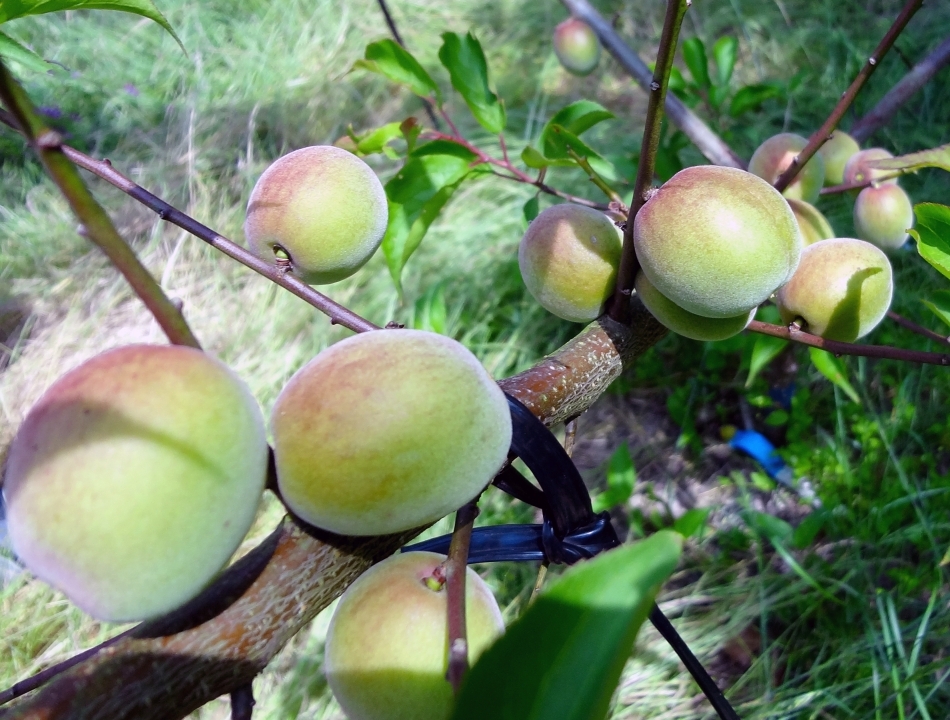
xmin=3 ymin=345 xmax=268 ymax=622
xmin=244 ymin=145 xmax=387 ymax=285
xmin=635 ymin=272 xmax=755 ymax=341
xmin=325 ymin=551 xmax=504 ymax=720
xmin=553 ymin=18 xmax=601 ymax=76
xmin=634 ymin=166 xmax=802 ymax=318
xmin=748 ymin=133 xmax=826 ymax=204
xmin=788 ymin=198 xmax=835 ymax=246
xmin=271 ymin=330 xmax=512 ymax=536
xmin=775 ymin=238 xmax=893 ymax=342
xmin=518 ymin=203 xmax=623 ymax=323
xmin=853 ymin=184 xmax=914 ymax=251
xmin=842 ymin=148 xmax=899 ymax=188
xmin=818 ymin=131 xmax=860 ymax=186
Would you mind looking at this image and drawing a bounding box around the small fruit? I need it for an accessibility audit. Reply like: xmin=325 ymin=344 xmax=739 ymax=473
xmin=244 ymin=145 xmax=388 ymax=285
xmin=748 ymin=133 xmax=826 ymax=204
xmin=553 ymin=18 xmax=601 ymax=76
xmin=518 ymin=203 xmax=623 ymax=323
xmin=325 ymin=551 xmax=505 ymax=720
xmin=635 ymin=272 xmax=755 ymax=341
xmin=3 ymin=345 xmax=267 ymax=622
xmin=853 ymin=183 xmax=914 ymax=251
xmin=272 ymin=330 xmax=511 ymax=536
xmin=775 ymin=238 xmax=893 ymax=342
xmin=634 ymin=166 xmax=802 ymax=318
xmin=842 ymin=147 xmax=899 ymax=187
xmin=818 ymin=130 xmax=860 ymax=186
xmin=788 ymin=198 xmax=835 ymax=246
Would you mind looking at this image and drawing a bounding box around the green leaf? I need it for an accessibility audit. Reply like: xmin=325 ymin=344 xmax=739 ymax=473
xmin=745 ymin=334 xmax=788 ymax=388
xmin=673 ymin=507 xmax=712 ymax=538
xmin=591 ymin=443 xmax=635 ymax=514
xmin=0 ymin=29 xmax=53 ymax=72
xmin=667 ymin=65 xmax=687 ymax=94
xmin=743 ymin=510 xmax=793 ymax=544
xmin=452 ymin=532 xmax=683 ymax=720
xmin=867 ymin=143 xmax=950 ymax=175
xmin=682 ymin=37 xmax=711 ymax=90
xmin=712 ymin=36 xmax=738 ymax=87
xmin=400 ymin=117 xmax=421 ymax=154
xmin=412 ymin=282 xmax=447 ymax=334
xmin=792 ymin=509 xmax=828 ymax=549
xmin=540 ymin=100 xmax=614 ymax=144
xmin=0 ymin=0 xmax=183 ymax=50
xmin=729 ymin=83 xmax=783 ymax=117
xmin=438 ymin=32 xmax=505 ymax=133
xmin=808 ymin=347 xmax=861 ymax=404
xmin=922 ymin=289 xmax=950 ymax=329
xmin=523 ymin=195 xmax=539 ymax=223
xmin=541 ymin=123 xmax=606 ymax=164
xmin=353 ymin=122 xmax=403 ymax=156
xmin=354 ymin=39 xmax=441 ymax=102
xmin=909 ymin=203 xmax=950 ymax=281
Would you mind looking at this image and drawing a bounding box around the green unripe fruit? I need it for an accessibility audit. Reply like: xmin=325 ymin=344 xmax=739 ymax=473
xmin=853 ymin=184 xmax=914 ymax=251
xmin=4 ymin=345 xmax=267 ymax=622
xmin=842 ymin=147 xmax=899 ymax=188
xmin=518 ymin=203 xmax=623 ymax=323
xmin=325 ymin=551 xmax=504 ymax=720
xmin=635 ymin=272 xmax=755 ymax=341
xmin=788 ymin=198 xmax=835 ymax=246
xmin=748 ymin=133 xmax=825 ymax=204
xmin=775 ymin=238 xmax=893 ymax=342
xmin=272 ymin=330 xmax=512 ymax=536
xmin=818 ymin=131 xmax=860 ymax=186
xmin=553 ymin=18 xmax=601 ymax=76
xmin=634 ymin=166 xmax=802 ymax=319
xmin=244 ymin=145 xmax=388 ymax=285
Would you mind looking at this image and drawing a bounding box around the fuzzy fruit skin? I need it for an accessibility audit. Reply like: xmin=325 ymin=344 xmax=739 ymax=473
xmin=776 ymin=238 xmax=893 ymax=342
xmin=853 ymin=184 xmax=914 ymax=251
xmin=272 ymin=330 xmax=512 ymax=536
xmin=4 ymin=345 xmax=267 ymax=622
xmin=818 ymin=131 xmax=860 ymax=186
xmin=635 ymin=272 xmax=754 ymax=341
xmin=325 ymin=551 xmax=504 ymax=720
xmin=634 ymin=166 xmax=802 ymax=319
xmin=244 ymin=145 xmax=388 ymax=285
xmin=748 ymin=133 xmax=825 ymax=204
xmin=553 ymin=18 xmax=601 ymax=76
xmin=788 ymin=198 xmax=835 ymax=246
xmin=842 ymin=147 xmax=899 ymax=188
xmin=518 ymin=203 xmax=623 ymax=323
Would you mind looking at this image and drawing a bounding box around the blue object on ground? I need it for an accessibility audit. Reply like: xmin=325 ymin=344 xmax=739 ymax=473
xmin=729 ymin=429 xmax=795 ymax=487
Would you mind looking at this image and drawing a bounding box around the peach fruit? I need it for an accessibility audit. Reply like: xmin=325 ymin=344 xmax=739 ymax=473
xmin=553 ymin=18 xmax=601 ymax=76
xmin=818 ymin=130 xmax=860 ymax=186
xmin=634 ymin=165 xmax=802 ymax=318
xmin=271 ymin=330 xmax=511 ymax=536
xmin=853 ymin=183 xmax=914 ymax=251
xmin=518 ymin=203 xmax=623 ymax=323
xmin=748 ymin=133 xmax=826 ymax=204
xmin=3 ymin=345 xmax=268 ymax=622
xmin=635 ymin=272 xmax=755 ymax=341
xmin=775 ymin=238 xmax=893 ymax=342
xmin=842 ymin=147 xmax=899 ymax=188
xmin=788 ymin=198 xmax=835 ymax=246
xmin=244 ymin=145 xmax=388 ymax=285
xmin=325 ymin=551 xmax=504 ymax=720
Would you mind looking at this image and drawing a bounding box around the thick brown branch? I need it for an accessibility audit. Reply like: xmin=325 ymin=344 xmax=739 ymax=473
xmin=773 ymin=0 xmax=924 ymax=193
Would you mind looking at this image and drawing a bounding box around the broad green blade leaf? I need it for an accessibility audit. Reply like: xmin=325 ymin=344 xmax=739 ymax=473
xmin=682 ymin=37 xmax=711 ymax=90
xmin=673 ymin=507 xmax=712 ymax=538
xmin=922 ymin=289 xmax=950 ymax=329
xmin=540 ymin=100 xmax=614 ymax=147
xmin=592 ymin=443 xmax=635 ymax=513
xmin=0 ymin=29 xmax=53 ymax=72
xmin=667 ymin=65 xmax=687 ymax=94
xmin=809 ymin=347 xmax=861 ymax=404
xmin=541 ymin=123 xmax=607 ymax=166
xmin=452 ymin=532 xmax=683 ymax=720
xmin=354 ymin=39 xmax=441 ymax=102
xmin=438 ymin=32 xmax=505 ymax=133
xmin=412 ymin=282 xmax=448 ymax=334
xmin=909 ymin=203 xmax=950 ymax=281
xmin=520 ymin=145 xmax=573 ymax=169
xmin=354 ymin=122 xmax=403 ymax=156
xmin=868 ymin=143 xmax=950 ymax=174
xmin=712 ymin=36 xmax=737 ymax=87
xmin=729 ymin=82 xmax=783 ymax=117
xmin=0 ymin=0 xmax=182 ymax=50
xmin=523 ymin=195 xmax=539 ymax=223
xmin=745 ymin=334 xmax=788 ymax=387
xmin=743 ymin=510 xmax=793 ymax=543
xmin=400 ymin=117 xmax=421 ymax=154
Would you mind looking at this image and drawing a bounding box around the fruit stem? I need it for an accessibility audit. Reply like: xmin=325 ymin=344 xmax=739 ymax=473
xmin=609 ymin=0 xmax=690 ymax=325
xmin=773 ymin=0 xmax=924 ymax=194
xmin=445 ymin=498 xmax=480 ymax=694
xmin=0 ymin=61 xmax=202 ymax=350
xmin=566 ymin=148 xmax=625 ymax=207
xmin=0 ymin=107 xmax=380 ymax=335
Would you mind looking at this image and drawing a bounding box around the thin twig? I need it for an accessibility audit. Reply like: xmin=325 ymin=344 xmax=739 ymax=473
xmin=445 ymin=499 xmax=480 ymax=694
xmin=0 ymin=109 xmax=379 ymax=335
xmin=887 ymin=310 xmax=950 ymax=346
xmin=0 ymin=63 xmax=201 ymax=349
xmin=529 ymin=563 xmax=549 ymax=604
xmin=773 ymin=0 xmax=925 ymax=193
xmin=566 ymin=147 xmax=624 ymax=206
xmin=610 ymin=0 xmax=690 ymax=325
xmin=747 ymin=320 xmax=950 ymax=366
xmin=852 ymin=35 xmax=950 ymax=143
xmin=230 ymin=684 xmax=255 ymax=720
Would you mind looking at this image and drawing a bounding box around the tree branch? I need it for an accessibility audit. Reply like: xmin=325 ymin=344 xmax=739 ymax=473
xmin=773 ymin=0 xmax=924 ymax=194
xmin=887 ymin=310 xmax=950 ymax=346
xmin=445 ymin=500 xmax=479 ymax=694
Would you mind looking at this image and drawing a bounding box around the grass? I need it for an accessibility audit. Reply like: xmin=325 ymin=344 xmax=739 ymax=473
xmin=1 ymin=0 xmax=950 ymax=717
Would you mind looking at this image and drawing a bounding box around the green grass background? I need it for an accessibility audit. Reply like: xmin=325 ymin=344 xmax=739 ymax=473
xmin=1 ymin=0 xmax=949 ymax=717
